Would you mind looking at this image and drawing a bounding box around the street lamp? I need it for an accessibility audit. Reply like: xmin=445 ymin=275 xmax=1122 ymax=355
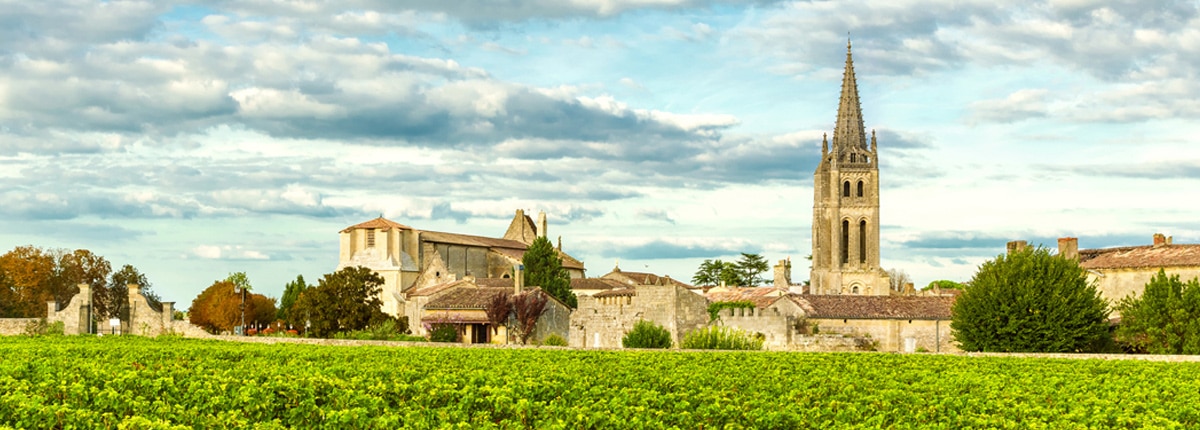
xmin=233 ymin=283 xmax=246 ymax=336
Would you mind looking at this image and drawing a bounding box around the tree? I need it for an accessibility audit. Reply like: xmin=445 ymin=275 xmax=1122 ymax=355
xmin=735 ymin=253 xmax=769 ymax=286
xmin=106 ymin=264 xmax=158 ymax=321
xmin=887 ymin=268 xmax=912 ymax=293
xmin=486 ymin=291 xmax=512 ymax=336
xmin=289 ymin=266 xmax=388 ymax=338
xmin=277 ymin=275 xmax=309 ymax=321
xmin=0 ymin=269 xmax=17 ymax=317
xmin=0 ymin=245 xmax=59 ymax=317
xmin=1115 ymin=270 xmax=1200 ymax=354
xmin=510 ymin=290 xmax=548 ymax=344
xmin=522 ymin=236 xmax=576 ymax=308
xmin=923 ymin=280 xmax=965 ymax=291
xmin=54 ymin=249 xmax=111 ymax=310
xmin=692 ymin=259 xmax=738 ymax=286
xmin=622 ymin=320 xmax=672 ymax=349
xmin=951 ymin=247 xmax=1111 ymax=353
xmin=188 ymin=279 xmax=272 ymax=334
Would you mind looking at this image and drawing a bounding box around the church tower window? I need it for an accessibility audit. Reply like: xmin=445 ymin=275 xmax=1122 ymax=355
xmin=842 ymin=181 xmax=851 ymax=197
xmin=859 ymin=220 xmax=867 ymax=264
xmin=857 ymin=180 xmax=864 ymax=197
xmin=841 ymin=220 xmax=850 ymax=265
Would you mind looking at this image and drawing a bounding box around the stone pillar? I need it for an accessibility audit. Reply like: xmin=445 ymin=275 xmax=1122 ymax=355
xmin=537 ymin=211 xmax=548 ymax=239
xmin=1006 ymin=240 xmax=1028 ymax=255
xmin=773 ymin=259 xmax=792 ymax=288
xmin=1057 ymin=237 xmax=1078 ymax=260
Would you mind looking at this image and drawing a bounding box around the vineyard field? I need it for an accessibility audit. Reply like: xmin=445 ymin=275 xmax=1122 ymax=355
xmin=1 ymin=336 xmax=1198 ymax=429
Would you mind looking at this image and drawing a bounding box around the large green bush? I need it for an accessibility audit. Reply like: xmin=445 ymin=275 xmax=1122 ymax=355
xmin=622 ymin=320 xmax=672 ymax=349
xmin=951 ymin=246 xmax=1111 ymax=353
xmin=429 ymin=324 xmax=458 ymax=343
xmin=681 ymin=325 xmax=763 ymax=350
xmin=1115 ymin=269 xmax=1200 ymax=354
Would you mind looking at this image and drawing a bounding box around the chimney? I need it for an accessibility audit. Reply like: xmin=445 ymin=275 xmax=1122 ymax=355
xmin=1153 ymin=233 xmax=1167 ymax=247
xmin=513 ymin=264 xmax=524 ymax=294
xmin=1057 ymin=237 xmax=1078 ymax=261
xmin=773 ymin=259 xmax=792 ymax=288
xmin=537 ymin=211 xmax=547 ymax=238
xmin=1006 ymin=240 xmax=1028 ymax=255
xmin=1167 ymin=236 xmax=1174 ymax=245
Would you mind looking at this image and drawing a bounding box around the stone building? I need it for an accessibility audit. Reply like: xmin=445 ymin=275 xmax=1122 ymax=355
xmin=338 ymin=210 xmax=586 ymax=316
xmin=706 ymin=287 xmax=804 ymax=349
xmin=416 ymin=276 xmax=571 ymax=345
xmin=794 ymin=295 xmax=957 ymax=352
xmin=569 ymin=282 xmax=709 ymax=348
xmin=810 ymin=40 xmax=890 ymax=296
xmin=598 ymin=265 xmax=697 ymax=292
xmin=1054 ymin=235 xmax=1200 ymax=316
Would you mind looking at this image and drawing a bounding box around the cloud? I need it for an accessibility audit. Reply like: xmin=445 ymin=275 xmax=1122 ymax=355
xmin=638 ymin=208 xmax=676 ymax=224
xmin=1056 ymin=161 xmax=1200 ymax=179
xmin=968 ymin=89 xmax=1050 ymax=124
xmin=590 ymin=239 xmax=761 ymax=259
xmin=191 ymin=244 xmax=270 ymax=260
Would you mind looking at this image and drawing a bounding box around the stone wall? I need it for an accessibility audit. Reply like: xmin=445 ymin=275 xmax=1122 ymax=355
xmin=809 ymin=318 xmax=958 ymax=353
xmin=717 ymin=306 xmax=797 ymax=350
xmin=44 ymin=283 xmax=94 ymax=335
xmin=0 ymin=318 xmax=41 ymax=335
xmin=569 ymin=284 xmax=708 ymax=348
xmin=533 ymin=298 xmax=571 ymax=344
xmin=1092 ymin=267 xmax=1200 ymax=316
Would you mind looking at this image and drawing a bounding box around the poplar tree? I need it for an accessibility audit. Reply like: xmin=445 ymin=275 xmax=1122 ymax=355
xmin=522 ymin=236 xmax=576 ymax=308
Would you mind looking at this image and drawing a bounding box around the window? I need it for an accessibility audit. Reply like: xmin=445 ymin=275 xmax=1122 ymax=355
xmin=859 ymin=220 xmax=867 ymax=264
xmin=842 ymin=181 xmax=851 ymax=197
xmin=841 ymin=220 xmax=850 ymax=265
xmin=366 ymin=230 xmax=376 ymax=248
xmin=857 ymin=181 xmax=864 ymax=197
xmin=850 ymin=153 xmax=856 ymax=162
xmin=852 ymin=286 xmax=859 ymax=294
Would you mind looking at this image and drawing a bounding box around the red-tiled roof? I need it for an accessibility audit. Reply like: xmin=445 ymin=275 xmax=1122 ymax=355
xmin=421 ymin=231 xmax=528 ymax=249
xmin=605 ymin=270 xmax=694 ymax=288
xmin=475 ymin=278 xmax=515 ymax=288
xmin=706 ymin=288 xmax=787 ymax=309
xmin=424 ymin=287 xmax=511 ymax=310
xmin=1078 ymin=244 xmax=1200 ymax=270
xmin=794 ymin=295 xmax=954 ymax=320
xmin=339 ymin=217 xmax=412 ymax=233
xmin=594 ymin=288 xmax=636 ymax=298
xmin=407 ymin=279 xmax=470 ymax=297
xmin=421 ymin=310 xmax=490 ymax=324
xmin=571 ymin=278 xmax=626 ymax=291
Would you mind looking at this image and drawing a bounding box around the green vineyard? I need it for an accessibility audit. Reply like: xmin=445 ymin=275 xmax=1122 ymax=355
xmin=1 ymin=336 xmax=1198 ymax=429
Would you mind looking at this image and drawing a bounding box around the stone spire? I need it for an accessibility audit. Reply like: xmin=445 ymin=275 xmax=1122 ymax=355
xmin=832 ymin=39 xmax=867 ymax=151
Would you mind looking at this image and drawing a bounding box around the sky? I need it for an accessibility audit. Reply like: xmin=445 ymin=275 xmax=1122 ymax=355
xmin=3 ymin=0 xmax=1200 ymax=304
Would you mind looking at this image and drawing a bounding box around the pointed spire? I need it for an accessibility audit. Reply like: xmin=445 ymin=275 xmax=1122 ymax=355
xmin=833 ymin=38 xmax=867 ymax=151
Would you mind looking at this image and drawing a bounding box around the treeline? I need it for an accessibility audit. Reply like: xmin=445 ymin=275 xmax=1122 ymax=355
xmin=0 ymin=245 xmax=158 ymax=319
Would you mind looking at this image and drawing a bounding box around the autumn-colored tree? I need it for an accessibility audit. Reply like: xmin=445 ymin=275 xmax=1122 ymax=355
xmin=486 ymin=291 xmax=512 ymax=336
xmin=0 ymin=245 xmax=58 ymax=317
xmin=510 ymin=290 xmax=548 ymax=344
xmin=0 ymin=269 xmax=17 ymax=317
xmin=53 ymin=249 xmax=112 ymax=310
xmin=246 ymin=294 xmax=278 ymax=329
xmin=289 ymin=266 xmax=387 ymax=338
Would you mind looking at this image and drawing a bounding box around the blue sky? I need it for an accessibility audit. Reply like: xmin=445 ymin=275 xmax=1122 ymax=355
xmin=3 ymin=0 xmax=1199 ymax=303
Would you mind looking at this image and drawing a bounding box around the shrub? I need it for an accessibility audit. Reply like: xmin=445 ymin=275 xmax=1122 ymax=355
xmin=23 ymin=319 xmax=64 ymax=336
xmin=1115 ymin=269 xmax=1200 ymax=354
xmin=542 ymin=334 xmax=568 ymax=347
xmin=681 ymin=326 xmax=763 ymax=350
xmin=622 ymin=320 xmax=673 ymax=349
xmin=429 ymin=324 xmax=459 ymax=343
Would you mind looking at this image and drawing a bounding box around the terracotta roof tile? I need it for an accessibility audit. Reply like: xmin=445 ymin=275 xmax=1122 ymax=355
xmin=1078 ymin=244 xmax=1200 ymax=270
xmin=475 ymin=278 xmax=515 ymax=288
xmin=424 ymin=287 xmax=512 ymax=310
xmin=407 ymin=279 xmax=470 ymax=297
xmin=794 ymin=295 xmax=954 ymax=320
xmin=607 ymin=270 xmax=694 ymax=288
xmin=421 ymin=310 xmax=490 ymax=324
xmin=705 ymin=288 xmax=787 ymax=309
xmin=571 ymin=278 xmax=626 ymax=291
xmin=594 ymin=288 xmax=636 ymax=298
xmin=339 ymin=217 xmax=412 ymax=233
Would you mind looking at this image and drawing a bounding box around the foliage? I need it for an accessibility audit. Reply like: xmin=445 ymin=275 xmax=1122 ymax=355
xmin=541 ymin=334 xmax=568 ymax=347
xmin=188 ymin=280 xmax=276 ymax=334
xmin=225 ymin=272 xmax=252 ymax=292
xmin=334 ymin=318 xmax=422 ymax=342
xmin=510 ymin=290 xmax=548 ymax=344
xmin=277 ymin=275 xmax=309 ymax=321
xmin=21 ymin=319 xmax=65 ymax=336
xmin=951 ymin=247 xmax=1111 ymax=353
xmin=485 ymin=291 xmax=512 ymax=335
xmin=106 ymin=264 xmax=159 ymax=321
xmin=288 ymin=266 xmax=388 ymax=338
xmin=0 ymin=246 xmax=155 ymax=322
xmin=429 ymin=324 xmax=458 ymax=342
xmin=923 ymin=280 xmax=966 ymax=291
xmin=692 ymin=253 xmax=770 ymax=287
xmin=6 ymin=337 xmax=1200 ymax=427
xmin=887 ymin=268 xmax=912 ymax=293
xmin=1115 ymin=270 xmax=1200 ymax=354
xmin=621 ymin=320 xmax=673 ymax=349
xmin=681 ymin=325 xmax=764 ymax=350
xmin=706 ymin=301 xmax=756 ymax=321
xmin=0 ymin=269 xmax=16 ymax=318
xmin=522 ymin=236 xmax=576 ymax=308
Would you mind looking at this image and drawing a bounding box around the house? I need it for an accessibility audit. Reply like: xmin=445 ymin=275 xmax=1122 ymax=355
xmin=337 ymin=210 xmax=586 ymax=316
xmin=705 ymin=287 xmax=805 ymax=349
xmin=793 ymin=295 xmax=957 ymax=352
xmin=569 ymin=281 xmax=709 ymax=348
xmin=1055 ymin=234 xmax=1200 ymax=316
xmin=413 ymin=275 xmax=571 ymax=344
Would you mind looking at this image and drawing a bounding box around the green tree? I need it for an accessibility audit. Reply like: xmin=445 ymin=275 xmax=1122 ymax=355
xmin=923 ymin=280 xmax=965 ymax=291
xmin=622 ymin=320 xmax=673 ymax=349
xmin=951 ymin=247 xmax=1111 ymax=353
xmin=289 ymin=266 xmax=388 ymax=338
xmin=735 ymin=253 xmax=769 ymax=287
xmin=692 ymin=259 xmax=738 ymax=286
xmin=1115 ymin=270 xmax=1200 ymax=354
xmin=277 ymin=275 xmax=309 ymax=321
xmin=107 ymin=264 xmax=159 ymax=321
xmin=522 ymin=236 xmax=576 ymax=308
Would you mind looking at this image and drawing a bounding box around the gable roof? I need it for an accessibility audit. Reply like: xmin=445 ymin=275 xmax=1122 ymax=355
xmin=407 ymin=279 xmax=472 ymax=297
xmin=571 ymin=278 xmax=626 ymax=291
xmin=340 ymin=217 xmax=412 ymax=233
xmin=602 ymin=268 xmax=694 ymax=289
xmin=1078 ymin=244 xmax=1200 ymax=270
xmin=706 ymin=288 xmax=788 ymax=309
xmin=794 ymin=295 xmax=954 ymax=320
xmin=421 ymin=230 xmax=528 ymax=249
xmin=502 ymin=210 xmax=538 ymax=244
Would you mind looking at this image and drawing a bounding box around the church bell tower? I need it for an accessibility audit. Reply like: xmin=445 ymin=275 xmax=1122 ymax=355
xmin=810 ymin=40 xmax=890 ymax=295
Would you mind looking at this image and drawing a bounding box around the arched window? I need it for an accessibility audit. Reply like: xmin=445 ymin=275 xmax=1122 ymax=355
xmin=857 ymin=180 xmax=864 ymax=197
xmin=841 ymin=220 xmax=850 ymax=265
xmin=859 ymin=220 xmax=867 ymax=264
xmin=863 ymin=156 xmax=870 ymax=164
xmin=842 ymin=181 xmax=851 ymax=197
xmin=850 ymin=153 xmax=856 ymax=162
xmin=852 ymin=286 xmax=860 ymax=294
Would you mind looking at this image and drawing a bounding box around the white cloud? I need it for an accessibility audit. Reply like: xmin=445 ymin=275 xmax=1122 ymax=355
xmin=192 ymin=245 xmax=270 ymax=260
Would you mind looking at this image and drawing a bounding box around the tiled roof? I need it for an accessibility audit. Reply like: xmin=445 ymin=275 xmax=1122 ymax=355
xmin=605 ymin=269 xmax=694 ymax=288
xmin=706 ymin=288 xmax=787 ymax=309
xmin=407 ymin=279 xmax=471 ymax=297
xmin=1078 ymin=244 xmax=1200 ymax=270
xmin=594 ymin=288 xmax=636 ymax=298
xmin=424 ymin=287 xmax=512 ymax=310
xmin=421 ymin=310 xmax=490 ymax=324
xmin=571 ymin=278 xmax=626 ymax=291
xmin=339 ymin=217 xmax=412 ymax=233
xmin=422 ymin=231 xmax=528 ymax=249
xmin=794 ymin=295 xmax=954 ymax=320
xmin=475 ymin=278 xmax=515 ymax=288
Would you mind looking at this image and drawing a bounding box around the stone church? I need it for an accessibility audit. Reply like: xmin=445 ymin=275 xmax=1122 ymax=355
xmin=809 ymin=41 xmax=891 ymax=296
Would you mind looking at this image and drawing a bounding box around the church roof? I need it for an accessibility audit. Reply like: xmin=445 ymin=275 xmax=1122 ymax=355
xmin=502 ymin=210 xmax=539 ymax=244
xmin=421 ymin=230 xmax=528 ymax=250
xmin=832 ymin=39 xmax=868 ymax=152
xmin=794 ymin=295 xmax=954 ymax=320
xmin=339 ymin=217 xmax=412 ymax=233
xmin=1079 ymin=244 xmax=1200 ymax=270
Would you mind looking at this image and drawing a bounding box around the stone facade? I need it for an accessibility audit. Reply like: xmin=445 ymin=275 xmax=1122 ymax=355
xmin=714 ymin=296 xmax=804 ymax=350
xmin=417 ymin=277 xmax=571 ymax=345
xmin=807 ymin=318 xmax=956 ymax=352
xmin=0 ymin=318 xmax=41 ymax=335
xmin=810 ymin=41 xmax=890 ymax=296
xmin=338 ymin=210 xmax=587 ymax=317
xmin=1049 ymin=235 xmax=1200 ymax=317
xmin=569 ymin=283 xmax=709 ymax=348
xmin=45 ymin=283 xmax=95 ymax=334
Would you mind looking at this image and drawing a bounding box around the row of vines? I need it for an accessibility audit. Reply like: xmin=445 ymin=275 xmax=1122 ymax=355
xmin=2 ymin=336 xmax=1199 ymax=428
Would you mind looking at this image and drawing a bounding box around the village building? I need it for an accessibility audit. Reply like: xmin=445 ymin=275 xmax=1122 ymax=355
xmin=569 ymin=281 xmax=709 ymax=348
xmin=809 ymin=40 xmax=891 ymax=296
xmin=415 ymin=275 xmax=571 ymax=345
xmin=338 ymin=210 xmax=585 ymax=316
xmin=1048 ymin=235 xmax=1200 ymax=316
